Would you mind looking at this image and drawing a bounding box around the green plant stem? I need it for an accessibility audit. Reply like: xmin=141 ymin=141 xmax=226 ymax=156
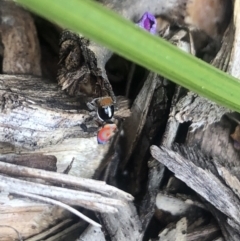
xmin=16 ymin=0 xmax=240 ymax=112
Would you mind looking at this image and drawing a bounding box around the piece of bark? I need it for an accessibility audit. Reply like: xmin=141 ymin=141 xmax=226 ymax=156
xmin=186 ymin=116 xmax=240 ymax=168
xmin=0 ymin=1 xmax=41 ymax=75
xmin=138 ymin=62 xmax=181 ymax=236
xmin=171 ymin=144 xmax=240 ymax=241
xmin=174 ymin=92 xmax=230 ymax=131
xmin=120 ymin=72 xmax=158 ymax=168
xmin=58 ymin=30 xmax=116 ymax=101
xmin=150 ymin=145 xmax=240 ymax=230
xmin=0 ymin=154 xmax=57 ymax=171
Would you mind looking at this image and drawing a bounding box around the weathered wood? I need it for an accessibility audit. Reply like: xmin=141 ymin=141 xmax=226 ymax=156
xmin=0 ymin=1 xmax=41 ymax=75
xmin=186 ymin=116 xmax=240 ymax=167
xmin=0 ymin=75 xmax=91 ymax=148
xmin=0 ymin=1 xmax=237 ymax=240
xmin=0 ymin=74 xmax=112 ymax=178
xmin=174 ymin=92 xmax=230 ymax=131
xmin=150 ymin=145 xmax=240 ymax=230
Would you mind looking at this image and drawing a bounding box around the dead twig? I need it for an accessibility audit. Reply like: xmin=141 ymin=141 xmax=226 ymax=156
xmin=0 ymin=174 xmax=126 ymax=213
xmin=0 ymin=161 xmax=133 ymax=201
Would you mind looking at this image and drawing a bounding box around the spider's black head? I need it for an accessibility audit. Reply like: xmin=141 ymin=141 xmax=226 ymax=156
xmin=97 ymin=105 xmax=114 ymax=121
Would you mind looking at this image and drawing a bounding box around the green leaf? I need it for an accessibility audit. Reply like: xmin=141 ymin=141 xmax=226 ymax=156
xmin=15 ymin=0 xmax=240 ymax=112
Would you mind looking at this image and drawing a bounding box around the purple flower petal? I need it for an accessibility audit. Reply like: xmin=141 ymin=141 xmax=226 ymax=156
xmin=137 ymin=12 xmax=157 ymax=35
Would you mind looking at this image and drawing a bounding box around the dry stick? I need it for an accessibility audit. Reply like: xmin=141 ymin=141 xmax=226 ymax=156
xmin=7 ymin=190 xmax=101 ymax=228
xmin=0 ymin=174 xmax=124 ymax=213
xmin=150 ymin=145 xmax=240 ymax=227
xmin=0 ymin=161 xmax=133 ymax=201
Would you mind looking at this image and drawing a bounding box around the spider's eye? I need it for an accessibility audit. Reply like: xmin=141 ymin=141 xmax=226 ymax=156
xmin=97 ymin=105 xmax=114 ymax=121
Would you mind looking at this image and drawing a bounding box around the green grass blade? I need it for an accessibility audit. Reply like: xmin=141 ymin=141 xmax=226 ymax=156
xmin=16 ymin=0 xmax=240 ymax=112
